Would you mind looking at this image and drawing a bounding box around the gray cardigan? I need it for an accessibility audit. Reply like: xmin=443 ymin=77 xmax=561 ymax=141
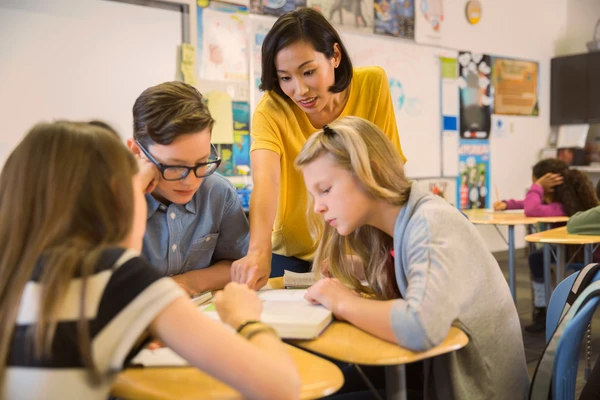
xmin=390 ymin=183 xmax=529 ymax=399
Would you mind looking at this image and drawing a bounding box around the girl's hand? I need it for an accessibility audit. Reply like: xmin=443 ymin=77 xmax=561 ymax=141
xmin=215 ymin=282 xmax=262 ymax=329
xmin=535 ymin=173 xmax=564 ymax=193
xmin=304 ymin=278 xmax=358 ymax=319
xmin=493 ymin=201 xmax=507 ymax=211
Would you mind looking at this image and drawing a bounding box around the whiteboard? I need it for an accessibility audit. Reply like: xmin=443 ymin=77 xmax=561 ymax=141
xmin=0 ymin=0 xmax=182 ymax=166
xmin=248 ymin=15 xmax=447 ymax=178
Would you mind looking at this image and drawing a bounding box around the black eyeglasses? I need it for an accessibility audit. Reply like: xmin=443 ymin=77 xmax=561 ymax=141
xmin=136 ymin=140 xmax=221 ymax=181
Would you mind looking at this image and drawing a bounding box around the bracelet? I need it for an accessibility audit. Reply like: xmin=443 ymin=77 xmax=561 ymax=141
xmin=238 ymin=322 xmax=279 ymax=340
xmin=236 ymin=320 xmax=261 ymax=333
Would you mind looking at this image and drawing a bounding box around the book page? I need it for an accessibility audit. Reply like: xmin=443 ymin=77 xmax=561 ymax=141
xmin=258 ymin=289 xmax=309 ymax=303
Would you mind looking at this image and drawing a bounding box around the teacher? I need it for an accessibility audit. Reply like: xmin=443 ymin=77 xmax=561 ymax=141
xmin=231 ymin=7 xmax=406 ymax=289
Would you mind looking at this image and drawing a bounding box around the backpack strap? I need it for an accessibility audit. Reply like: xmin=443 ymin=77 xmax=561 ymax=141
xmin=529 ymin=274 xmax=600 ymax=400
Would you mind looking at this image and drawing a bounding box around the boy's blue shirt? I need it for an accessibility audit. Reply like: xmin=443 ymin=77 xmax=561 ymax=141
xmin=142 ymin=173 xmax=249 ymax=276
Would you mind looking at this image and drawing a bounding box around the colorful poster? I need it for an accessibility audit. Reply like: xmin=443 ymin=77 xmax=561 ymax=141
xmin=374 ymin=0 xmax=414 ymax=38
xmin=249 ymin=18 xmax=273 ymax=112
xmin=415 ymin=178 xmax=457 ymax=206
xmin=197 ymin=7 xmax=248 ymax=81
xmin=251 ymin=0 xmax=307 ymax=16
xmin=457 ymin=139 xmax=490 ymax=210
xmin=308 ymin=0 xmax=374 ymax=33
xmin=415 ymin=0 xmax=443 ymax=41
xmin=217 ymin=144 xmax=234 ymax=176
xmin=232 ymin=102 xmax=251 ymax=173
xmin=492 ymin=57 xmax=539 ymax=116
xmin=458 ymin=51 xmax=491 ymax=139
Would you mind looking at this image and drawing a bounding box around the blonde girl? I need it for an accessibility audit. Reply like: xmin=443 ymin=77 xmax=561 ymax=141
xmin=295 ymin=116 xmax=529 ymax=400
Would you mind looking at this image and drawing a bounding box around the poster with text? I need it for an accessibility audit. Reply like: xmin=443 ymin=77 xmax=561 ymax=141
xmin=457 ymin=139 xmax=490 ymax=210
xmin=197 ymin=7 xmax=248 ymax=81
xmin=458 ymin=51 xmax=491 ymax=139
xmin=492 ymin=57 xmax=539 ymax=116
xmin=374 ymin=0 xmax=414 ymax=38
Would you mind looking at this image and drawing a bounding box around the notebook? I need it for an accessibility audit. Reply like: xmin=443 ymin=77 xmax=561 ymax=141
xmin=283 ymin=270 xmax=317 ymax=288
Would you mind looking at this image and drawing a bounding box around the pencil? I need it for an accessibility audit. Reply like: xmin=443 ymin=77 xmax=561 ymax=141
xmin=494 ymin=184 xmax=499 ymax=203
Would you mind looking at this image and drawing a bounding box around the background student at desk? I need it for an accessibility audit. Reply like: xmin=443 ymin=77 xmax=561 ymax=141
xmin=494 ymin=158 xmax=598 ymax=333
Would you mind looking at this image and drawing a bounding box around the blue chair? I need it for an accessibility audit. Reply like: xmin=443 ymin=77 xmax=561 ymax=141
xmin=545 ymin=271 xmax=600 ymax=400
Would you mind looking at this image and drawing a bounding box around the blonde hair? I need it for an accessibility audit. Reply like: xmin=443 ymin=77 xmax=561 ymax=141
xmin=295 ymin=116 xmax=411 ymax=300
xmin=0 ymin=121 xmax=138 ymax=385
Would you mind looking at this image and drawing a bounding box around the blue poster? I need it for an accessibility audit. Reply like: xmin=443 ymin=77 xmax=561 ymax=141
xmin=457 ymin=139 xmax=490 ymax=210
xmin=232 ymin=102 xmax=250 ymax=171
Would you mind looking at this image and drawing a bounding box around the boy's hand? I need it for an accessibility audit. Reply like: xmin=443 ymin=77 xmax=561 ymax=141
xmin=493 ymin=201 xmax=507 ymax=211
xmin=136 ymin=155 xmax=160 ymax=193
xmin=231 ymin=251 xmax=271 ymax=290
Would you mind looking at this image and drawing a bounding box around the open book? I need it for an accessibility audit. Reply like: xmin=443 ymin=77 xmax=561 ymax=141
xmin=283 ymin=270 xmax=317 ymax=289
xmin=202 ymin=289 xmax=332 ymax=340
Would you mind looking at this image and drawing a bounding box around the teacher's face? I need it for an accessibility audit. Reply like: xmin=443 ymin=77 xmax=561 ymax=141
xmin=275 ymin=40 xmax=341 ymax=115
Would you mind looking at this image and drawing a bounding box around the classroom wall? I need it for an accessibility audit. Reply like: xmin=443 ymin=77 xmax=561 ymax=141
xmin=441 ymin=0 xmax=569 ymax=252
xmin=557 ymin=0 xmax=600 ymax=55
xmin=0 ymin=0 xmax=183 ymax=166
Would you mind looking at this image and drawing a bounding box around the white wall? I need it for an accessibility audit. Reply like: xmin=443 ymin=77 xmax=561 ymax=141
xmin=557 ymin=0 xmax=600 ymax=55
xmin=0 ymin=0 xmax=184 ymax=166
xmin=413 ymin=0 xmax=568 ymax=252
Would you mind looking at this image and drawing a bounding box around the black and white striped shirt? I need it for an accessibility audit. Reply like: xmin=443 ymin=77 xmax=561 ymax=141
xmin=4 ymin=247 xmax=186 ymax=399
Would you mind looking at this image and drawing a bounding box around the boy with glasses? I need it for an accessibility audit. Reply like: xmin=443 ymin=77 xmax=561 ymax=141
xmin=128 ymin=81 xmax=249 ymax=296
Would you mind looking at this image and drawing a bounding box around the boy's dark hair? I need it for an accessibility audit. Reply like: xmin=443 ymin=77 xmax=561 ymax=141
xmin=132 ymin=81 xmax=214 ymax=146
xmin=259 ymin=7 xmax=353 ymax=98
xmin=533 ymin=158 xmax=599 ymax=216
xmin=88 ymin=120 xmax=119 ymax=138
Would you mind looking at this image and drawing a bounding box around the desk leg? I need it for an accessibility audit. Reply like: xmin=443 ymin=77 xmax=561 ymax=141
xmin=556 ymin=244 xmax=565 ymax=287
xmin=585 ymin=244 xmax=593 ymax=265
xmin=543 ymin=244 xmax=551 ymax=306
xmin=385 ymin=364 xmax=406 ymax=400
xmin=508 ymin=226 xmax=516 ymax=303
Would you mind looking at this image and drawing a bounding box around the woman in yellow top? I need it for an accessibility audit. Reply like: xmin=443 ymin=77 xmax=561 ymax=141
xmin=231 ymin=7 xmax=406 ymax=289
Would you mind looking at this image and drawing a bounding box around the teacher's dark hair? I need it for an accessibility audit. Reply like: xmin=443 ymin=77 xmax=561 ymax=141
xmin=259 ymin=7 xmax=353 ymax=98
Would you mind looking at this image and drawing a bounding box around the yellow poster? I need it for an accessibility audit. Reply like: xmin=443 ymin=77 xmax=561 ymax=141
xmin=492 ymin=58 xmax=539 ymax=116
xmin=206 ymin=91 xmax=234 ymax=144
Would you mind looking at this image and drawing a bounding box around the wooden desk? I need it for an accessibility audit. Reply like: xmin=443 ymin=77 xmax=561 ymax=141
xmin=525 ymin=226 xmax=600 ymax=304
xmin=268 ymin=279 xmax=469 ymax=400
xmin=463 ymin=209 xmax=569 ymax=303
xmin=112 ymin=344 xmax=343 ymax=400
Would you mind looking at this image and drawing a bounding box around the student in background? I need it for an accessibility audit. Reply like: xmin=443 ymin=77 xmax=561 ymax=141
xmin=494 ymin=158 xmax=598 ymax=333
xmin=128 ymin=82 xmax=249 ymax=297
xmin=232 ymin=8 xmax=406 ymax=289
xmin=0 ymin=122 xmax=300 ymax=400
xmin=296 ymin=116 xmax=528 ymax=399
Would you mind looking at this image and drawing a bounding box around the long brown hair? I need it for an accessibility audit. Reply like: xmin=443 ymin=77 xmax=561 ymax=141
xmin=532 ymin=158 xmax=598 ymax=216
xmin=0 ymin=121 xmax=138 ymax=385
xmin=295 ymin=116 xmax=411 ymax=300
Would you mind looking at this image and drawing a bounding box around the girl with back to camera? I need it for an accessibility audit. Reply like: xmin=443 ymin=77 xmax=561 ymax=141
xmin=296 ymin=116 xmax=529 ymax=399
xmin=231 ymin=7 xmax=407 ymax=289
xmin=0 ymin=121 xmax=299 ymax=400
xmin=494 ymin=158 xmax=598 ymax=333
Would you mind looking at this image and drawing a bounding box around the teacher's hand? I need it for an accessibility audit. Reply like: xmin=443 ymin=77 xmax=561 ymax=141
xmin=231 ymin=250 xmax=272 ymax=290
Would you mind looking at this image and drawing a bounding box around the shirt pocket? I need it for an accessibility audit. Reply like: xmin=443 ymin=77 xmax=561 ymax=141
xmin=185 ymin=233 xmax=219 ymax=270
